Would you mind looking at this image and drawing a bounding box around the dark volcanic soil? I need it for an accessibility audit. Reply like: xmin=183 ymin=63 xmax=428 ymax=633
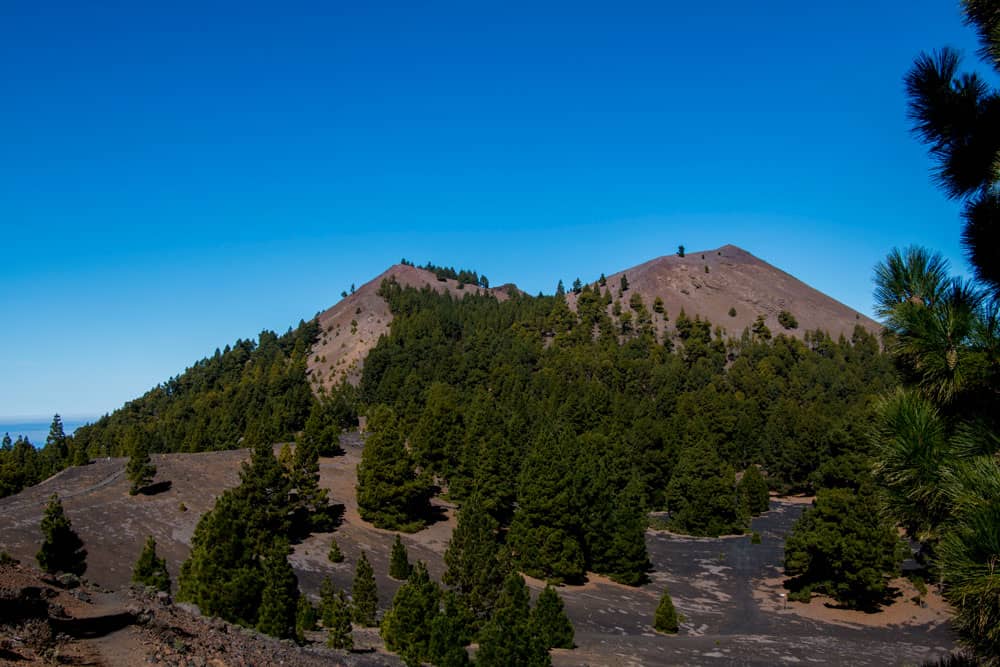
xmin=0 ymin=435 xmax=956 ymax=666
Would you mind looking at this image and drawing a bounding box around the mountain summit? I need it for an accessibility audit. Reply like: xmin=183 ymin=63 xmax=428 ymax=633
xmin=307 ymin=245 xmax=877 ymax=391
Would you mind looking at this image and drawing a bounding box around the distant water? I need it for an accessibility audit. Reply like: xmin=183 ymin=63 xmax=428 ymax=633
xmin=0 ymin=418 xmax=96 ymax=447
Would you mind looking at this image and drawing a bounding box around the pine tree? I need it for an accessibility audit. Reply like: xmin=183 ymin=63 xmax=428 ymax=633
xmin=429 ymin=591 xmax=472 ymax=667
xmin=784 ymin=485 xmax=905 ymax=610
xmin=255 ymin=539 xmax=300 ymax=639
xmin=601 ymin=476 xmax=651 ymax=586
xmin=654 ymin=588 xmax=679 ymax=633
xmin=36 ymin=494 xmax=86 ymax=576
xmin=476 ymin=573 xmax=550 ymax=667
xmin=507 ymin=426 xmax=585 ymax=584
xmin=389 ymin=534 xmax=412 ymax=580
xmin=45 ymin=414 xmax=68 ymax=462
xmin=381 ymin=561 xmax=441 ymax=666
xmin=352 ymin=551 xmax=379 ymax=626
xmin=738 ymin=465 xmax=770 ymax=516
xmin=443 ymin=495 xmax=508 ymax=623
xmin=664 ymin=441 xmax=747 ymax=537
xmin=295 ymin=595 xmax=317 ymax=643
xmin=177 ymin=440 xmax=291 ymax=628
xmin=132 ymin=536 xmax=170 ymax=592
xmin=328 ymin=538 xmax=345 ymax=563
xmin=620 ymin=274 xmax=630 ymax=291
xmin=319 ymin=576 xmax=337 ymax=626
xmin=532 ymin=585 xmax=574 ymax=649
xmin=125 ymin=430 xmax=156 ymax=495
xmin=326 ymin=589 xmax=354 ymax=650
xmin=356 ymin=406 xmax=434 ymax=531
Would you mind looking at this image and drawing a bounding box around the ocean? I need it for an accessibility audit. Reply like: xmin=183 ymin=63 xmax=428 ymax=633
xmin=0 ymin=418 xmax=96 ymax=447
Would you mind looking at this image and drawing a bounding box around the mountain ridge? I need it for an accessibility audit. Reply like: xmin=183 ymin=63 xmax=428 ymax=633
xmin=307 ymin=244 xmax=879 ymax=391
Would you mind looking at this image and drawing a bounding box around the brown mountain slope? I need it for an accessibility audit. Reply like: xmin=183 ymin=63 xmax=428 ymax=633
xmin=307 ymin=245 xmax=878 ymax=391
xmin=307 ymin=264 xmax=515 ymax=391
xmin=568 ymin=244 xmax=878 ymax=341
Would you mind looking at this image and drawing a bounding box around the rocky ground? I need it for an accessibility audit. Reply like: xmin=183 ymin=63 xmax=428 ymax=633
xmin=0 ymin=432 xmax=959 ymax=666
xmin=0 ymin=560 xmax=399 ymax=666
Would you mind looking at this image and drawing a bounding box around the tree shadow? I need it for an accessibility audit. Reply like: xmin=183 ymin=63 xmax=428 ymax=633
xmin=139 ymin=481 xmax=172 ymax=496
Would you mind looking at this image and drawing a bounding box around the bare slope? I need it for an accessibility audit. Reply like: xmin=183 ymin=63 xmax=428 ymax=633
xmin=307 ymin=265 xmax=515 ymax=391
xmin=567 ymin=244 xmax=879 ymax=341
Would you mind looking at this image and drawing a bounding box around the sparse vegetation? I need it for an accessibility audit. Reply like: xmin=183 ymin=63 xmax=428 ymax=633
xmin=132 ymin=536 xmax=170 ymax=592
xmin=328 ymin=539 xmax=344 ymax=563
xmin=36 ymin=494 xmax=86 ymax=576
xmin=778 ymin=310 xmax=798 ymax=330
xmin=654 ymin=588 xmax=679 ymax=633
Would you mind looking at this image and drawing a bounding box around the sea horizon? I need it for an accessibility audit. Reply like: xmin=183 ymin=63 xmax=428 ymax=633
xmin=0 ymin=417 xmax=98 ymax=447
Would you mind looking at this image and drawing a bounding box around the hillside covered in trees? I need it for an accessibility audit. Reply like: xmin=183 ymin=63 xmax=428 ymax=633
xmin=356 ymin=277 xmax=896 ymax=584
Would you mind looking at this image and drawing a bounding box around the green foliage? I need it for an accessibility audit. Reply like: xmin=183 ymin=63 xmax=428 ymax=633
xmin=476 ymin=573 xmax=551 ymax=667
xmin=381 ymin=561 xmax=441 ymax=666
xmin=355 ymin=405 xmax=433 ymax=532
xmin=36 ymin=494 xmax=86 ymax=576
xmin=728 ymin=306 xmax=737 ymax=317
xmin=737 ymin=465 xmax=770 ymax=516
xmin=255 ymin=540 xmax=300 ymax=639
xmin=389 ymin=534 xmax=412 ymax=580
xmin=132 ymin=536 xmax=170 ymax=592
xmin=177 ymin=440 xmax=296 ymax=629
xmin=325 ymin=589 xmax=354 ymax=650
xmin=654 ymin=588 xmax=679 ymax=633
xmin=328 ymin=539 xmax=344 ymax=563
xmin=783 ymin=486 xmax=905 ymax=610
xmin=777 ymin=310 xmax=799 ymax=330
xmin=751 ymin=531 xmax=762 ymax=544
xmin=352 ymin=552 xmax=379 ymax=627
xmin=532 ymin=585 xmax=574 ymax=649
xmin=665 ymin=442 xmax=747 ymax=537
xmin=508 ymin=426 xmax=586 ymax=584
xmin=677 ymin=245 xmax=685 ymax=257
xmin=125 ymin=430 xmax=157 ymax=495
xmin=871 ymin=250 xmax=1000 ymax=657
xmin=751 ymin=314 xmax=771 ymax=340
xmin=72 ymin=322 xmax=319 ymax=456
xmin=295 ymin=595 xmax=317 ymax=642
xmin=443 ymin=495 xmax=509 ymax=625
xmin=359 ymin=278 xmax=893 ymax=585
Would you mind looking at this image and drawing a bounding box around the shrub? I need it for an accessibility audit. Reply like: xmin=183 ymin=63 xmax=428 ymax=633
xmin=654 ymin=588 xmax=679 ymax=633
xmin=778 ymin=310 xmax=799 ymax=330
xmin=328 ymin=539 xmax=345 ymax=563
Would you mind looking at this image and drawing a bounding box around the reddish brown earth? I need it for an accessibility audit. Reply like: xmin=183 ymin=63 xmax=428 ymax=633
xmin=0 ymin=438 xmax=956 ymax=666
xmin=307 ymin=246 xmax=880 ymax=394
xmin=307 ymin=265 xmax=515 ymax=391
xmin=566 ymin=244 xmax=880 ymax=343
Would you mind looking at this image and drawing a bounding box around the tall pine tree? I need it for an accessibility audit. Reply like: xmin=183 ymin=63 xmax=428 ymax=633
xmin=476 ymin=573 xmax=550 ymax=667
xmin=352 ymin=551 xmax=379 ymax=626
xmin=356 ymin=406 xmax=434 ymax=531
xmin=507 ymin=426 xmax=585 ymax=584
xmin=255 ymin=539 xmax=300 ymax=639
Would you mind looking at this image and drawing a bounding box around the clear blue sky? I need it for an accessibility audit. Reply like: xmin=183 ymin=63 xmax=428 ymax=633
xmin=0 ymin=1 xmax=986 ymax=420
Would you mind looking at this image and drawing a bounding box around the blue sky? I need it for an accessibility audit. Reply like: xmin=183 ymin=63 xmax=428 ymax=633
xmin=0 ymin=1 xmax=987 ymax=419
